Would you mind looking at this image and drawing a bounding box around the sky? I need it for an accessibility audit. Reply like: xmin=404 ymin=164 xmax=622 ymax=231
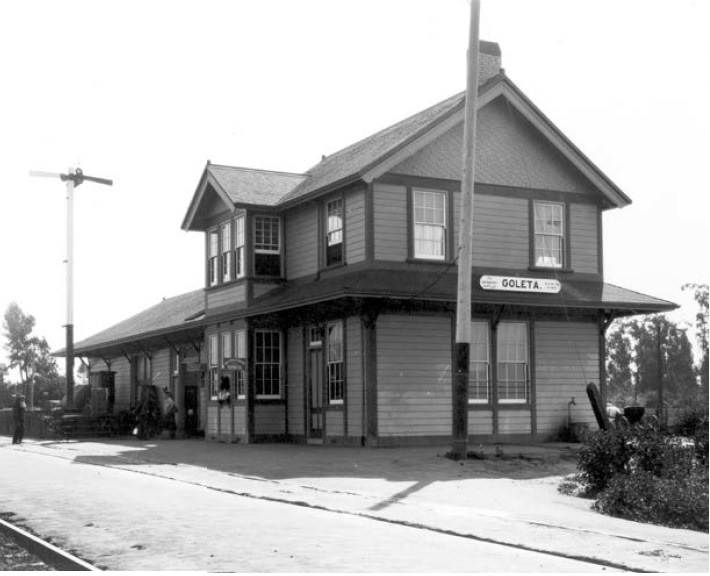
xmin=0 ymin=0 xmax=708 ymax=376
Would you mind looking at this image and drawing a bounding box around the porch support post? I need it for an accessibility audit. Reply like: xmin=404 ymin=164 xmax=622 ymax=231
xmin=362 ymin=307 xmax=379 ymax=447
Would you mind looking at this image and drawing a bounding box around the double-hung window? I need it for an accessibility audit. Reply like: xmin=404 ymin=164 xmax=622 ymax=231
xmin=413 ymin=188 xmax=446 ymax=260
xmin=326 ymin=321 xmax=344 ymax=404
xmin=235 ymin=214 xmax=245 ymax=279
xmin=534 ymin=202 xmax=564 ymax=268
xmin=254 ymin=216 xmax=281 ymax=276
xmin=469 ymin=321 xmax=490 ymax=404
xmin=221 ymin=222 xmax=232 ymax=282
xmin=255 ymin=330 xmax=281 ymax=398
xmin=496 ymin=322 xmax=529 ymax=404
xmin=234 ymin=330 xmax=246 ymax=399
xmin=208 ymin=230 xmax=219 ymax=286
xmin=208 ymin=334 xmax=219 ymax=399
xmin=326 ymin=198 xmax=344 ymax=266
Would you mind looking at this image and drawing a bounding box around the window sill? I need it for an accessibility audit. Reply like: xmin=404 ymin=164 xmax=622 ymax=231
xmin=498 ymin=403 xmax=532 ymax=410
xmin=254 ymin=398 xmax=285 ymax=405
xmin=326 ymin=403 xmax=345 ymax=411
xmin=205 ymin=278 xmax=247 ymax=291
xmin=406 ymin=258 xmax=454 ymax=266
xmin=528 ymin=266 xmax=574 ymax=274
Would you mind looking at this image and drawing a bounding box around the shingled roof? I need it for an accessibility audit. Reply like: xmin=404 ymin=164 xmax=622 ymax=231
xmin=62 ymin=289 xmax=205 ymax=356
xmin=208 ymin=164 xmax=308 ymax=207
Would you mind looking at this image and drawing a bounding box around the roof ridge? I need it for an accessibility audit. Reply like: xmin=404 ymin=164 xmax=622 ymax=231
xmin=303 ymin=90 xmax=467 ymax=175
xmin=209 ymin=163 xmax=307 ymax=179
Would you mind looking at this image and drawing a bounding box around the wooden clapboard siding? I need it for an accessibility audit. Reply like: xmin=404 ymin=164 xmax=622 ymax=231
xmin=112 ymin=358 xmax=131 ymax=409
xmin=535 ymin=321 xmax=599 ymax=436
xmin=390 ymin=100 xmax=597 ymax=195
xmin=326 ymin=410 xmax=344 ymax=436
xmin=206 ymin=405 xmax=218 ymax=438
xmin=90 ymin=356 xmax=131 ymax=410
xmin=152 ymin=348 xmax=170 ymax=391
xmin=373 ymin=183 xmax=408 ymax=261
xmin=285 ymin=202 xmax=318 ymax=279
xmin=377 ymin=314 xmax=452 ymax=437
xmin=462 ymin=193 xmax=529 ymax=269
xmin=233 ymin=404 xmax=247 ymax=437
xmin=252 ymin=282 xmax=278 ymax=301
xmin=254 ymin=403 xmax=285 ymax=435
xmin=206 ymin=283 xmax=245 ymax=309
xmin=498 ymin=410 xmax=532 ymax=434
xmin=468 ymin=409 xmax=493 ymax=435
xmin=570 ymin=202 xmax=599 ymax=274
xmin=287 ymin=327 xmax=305 ymax=435
xmin=346 ymin=317 xmax=363 ymax=438
xmin=345 ymin=188 xmax=366 ymax=264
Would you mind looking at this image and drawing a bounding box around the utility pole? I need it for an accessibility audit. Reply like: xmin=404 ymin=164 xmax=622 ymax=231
xmin=656 ymin=321 xmax=664 ymax=431
xmin=30 ymin=167 xmax=113 ymax=408
xmin=453 ymin=0 xmax=481 ymax=459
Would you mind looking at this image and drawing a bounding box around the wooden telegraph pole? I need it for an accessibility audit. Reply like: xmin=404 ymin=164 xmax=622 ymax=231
xmin=453 ymin=0 xmax=481 ymax=459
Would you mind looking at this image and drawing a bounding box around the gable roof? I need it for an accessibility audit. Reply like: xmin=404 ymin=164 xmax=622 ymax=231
xmin=58 ymin=289 xmax=206 ymax=357
xmin=182 ymin=73 xmax=630 ymax=231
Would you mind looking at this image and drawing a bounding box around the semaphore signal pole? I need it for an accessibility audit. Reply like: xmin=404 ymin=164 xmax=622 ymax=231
xmin=30 ymin=167 xmax=113 ymax=408
xmin=453 ymin=0 xmax=481 ymax=459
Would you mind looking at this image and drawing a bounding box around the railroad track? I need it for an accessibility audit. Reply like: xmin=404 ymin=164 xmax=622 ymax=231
xmin=0 ymin=517 xmax=99 ymax=571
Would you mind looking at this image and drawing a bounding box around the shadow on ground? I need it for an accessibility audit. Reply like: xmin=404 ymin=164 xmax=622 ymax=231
xmin=51 ymin=438 xmax=580 ymax=486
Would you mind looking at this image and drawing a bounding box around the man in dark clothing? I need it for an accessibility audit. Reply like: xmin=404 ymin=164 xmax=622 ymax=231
xmin=12 ymin=395 xmax=27 ymax=444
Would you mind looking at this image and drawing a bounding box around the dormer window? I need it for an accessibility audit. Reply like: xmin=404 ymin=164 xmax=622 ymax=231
xmin=235 ymin=214 xmax=245 ymax=279
xmin=254 ymin=215 xmax=281 ymax=276
xmin=326 ymin=198 xmax=344 ymax=266
xmin=534 ymin=202 xmax=564 ymax=268
xmin=208 ymin=230 xmax=219 ymax=286
xmin=221 ymin=222 xmax=232 ymax=282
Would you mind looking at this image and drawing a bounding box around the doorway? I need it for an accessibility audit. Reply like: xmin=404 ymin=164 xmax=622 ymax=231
xmin=307 ymin=327 xmax=324 ymax=441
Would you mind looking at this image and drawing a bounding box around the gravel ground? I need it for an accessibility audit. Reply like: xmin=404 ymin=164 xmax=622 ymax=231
xmin=0 ymin=529 xmax=53 ymax=571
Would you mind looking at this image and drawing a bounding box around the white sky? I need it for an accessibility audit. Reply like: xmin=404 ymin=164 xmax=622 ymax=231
xmin=0 ymin=0 xmax=708 ymax=371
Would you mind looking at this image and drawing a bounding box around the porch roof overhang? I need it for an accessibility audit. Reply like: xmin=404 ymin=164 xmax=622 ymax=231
xmin=239 ymin=266 xmax=677 ymax=320
xmin=54 ymin=289 xmax=206 ymax=359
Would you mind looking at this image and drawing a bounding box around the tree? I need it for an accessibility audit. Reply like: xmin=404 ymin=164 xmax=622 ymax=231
xmin=683 ymin=283 xmax=709 ymax=401
xmin=2 ymin=302 xmax=64 ymax=408
xmin=606 ymin=314 xmax=697 ymax=411
xmin=606 ymin=320 xmax=634 ymax=405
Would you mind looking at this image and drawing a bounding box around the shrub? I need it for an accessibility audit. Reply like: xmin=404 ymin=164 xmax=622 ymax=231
xmin=594 ymin=469 xmax=709 ymax=532
xmin=631 ymin=427 xmax=696 ymax=479
xmin=577 ymin=429 xmax=633 ymax=495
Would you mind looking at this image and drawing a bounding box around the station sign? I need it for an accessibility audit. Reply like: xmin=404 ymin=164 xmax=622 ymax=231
xmin=480 ymin=275 xmax=561 ymax=294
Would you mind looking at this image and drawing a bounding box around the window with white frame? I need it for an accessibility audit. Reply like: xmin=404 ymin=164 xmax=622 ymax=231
xmin=327 ymin=321 xmax=344 ymax=404
xmin=235 ymin=214 xmax=245 ymax=279
xmin=208 ymin=334 xmax=219 ymax=399
xmin=496 ymin=322 xmax=529 ymax=404
xmin=326 ymin=198 xmax=343 ymax=266
xmin=221 ymin=222 xmax=232 ymax=282
xmin=413 ymin=188 xmax=446 ymax=260
xmin=234 ymin=330 xmax=246 ymax=399
xmin=208 ymin=230 xmax=219 ymax=286
xmin=469 ymin=321 xmax=489 ymax=404
xmin=254 ymin=216 xmax=280 ymax=276
xmin=255 ymin=330 xmax=281 ymax=398
xmin=534 ymin=202 xmax=564 ymax=268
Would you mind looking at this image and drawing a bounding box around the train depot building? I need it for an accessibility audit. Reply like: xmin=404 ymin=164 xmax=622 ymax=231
xmin=69 ymin=43 xmax=675 ymax=446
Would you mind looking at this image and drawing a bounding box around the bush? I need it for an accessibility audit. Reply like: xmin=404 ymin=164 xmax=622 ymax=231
xmin=577 ymin=429 xmax=633 ymax=495
xmin=593 ymin=469 xmax=709 ymax=532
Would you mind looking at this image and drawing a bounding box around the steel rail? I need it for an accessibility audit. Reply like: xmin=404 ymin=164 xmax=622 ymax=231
xmin=0 ymin=517 xmax=100 ymax=571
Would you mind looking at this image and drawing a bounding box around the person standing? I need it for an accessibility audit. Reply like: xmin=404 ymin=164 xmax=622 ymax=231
xmin=12 ymin=394 xmax=27 ymax=444
xmin=163 ymin=388 xmax=178 ymax=439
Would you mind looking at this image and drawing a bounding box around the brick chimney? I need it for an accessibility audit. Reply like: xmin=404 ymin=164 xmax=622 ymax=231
xmin=479 ymin=41 xmax=502 ymax=83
